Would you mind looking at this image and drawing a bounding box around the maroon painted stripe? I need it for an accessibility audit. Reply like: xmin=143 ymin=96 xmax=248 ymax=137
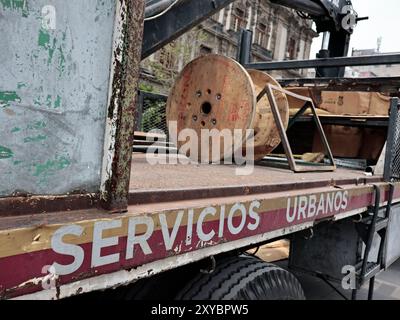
xmin=0 ymin=190 xmax=376 ymax=298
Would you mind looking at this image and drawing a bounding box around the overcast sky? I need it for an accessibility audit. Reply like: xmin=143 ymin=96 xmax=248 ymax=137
xmin=311 ymin=0 xmax=400 ymax=57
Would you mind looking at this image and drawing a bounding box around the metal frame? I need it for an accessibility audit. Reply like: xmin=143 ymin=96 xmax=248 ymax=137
xmin=142 ymin=0 xmax=236 ymax=59
xmin=245 ymin=54 xmax=400 ymax=71
xmin=261 ymin=84 xmax=336 ymax=172
xmin=99 ymin=0 xmax=145 ymax=211
xmin=384 ymin=98 xmax=400 ymax=182
xmin=292 ymin=116 xmax=389 ymax=128
xmin=352 ymin=184 xmax=394 ymax=300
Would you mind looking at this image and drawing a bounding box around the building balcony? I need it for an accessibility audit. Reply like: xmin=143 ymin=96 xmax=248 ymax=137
xmin=252 ymin=44 xmax=273 ymax=60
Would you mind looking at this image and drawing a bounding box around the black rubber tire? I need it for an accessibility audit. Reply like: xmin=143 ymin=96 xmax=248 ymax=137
xmin=176 ymin=255 xmax=305 ymax=300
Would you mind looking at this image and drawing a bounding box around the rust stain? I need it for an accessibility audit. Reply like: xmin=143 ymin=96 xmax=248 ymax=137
xmin=0 ymin=193 xmax=99 ymax=217
xmin=102 ymin=0 xmax=145 ymax=211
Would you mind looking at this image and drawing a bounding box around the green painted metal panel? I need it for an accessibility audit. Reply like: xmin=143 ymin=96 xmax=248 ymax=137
xmin=0 ymin=0 xmax=116 ymax=195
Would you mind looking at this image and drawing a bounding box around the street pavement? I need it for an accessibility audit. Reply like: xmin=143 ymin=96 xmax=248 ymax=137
xmin=291 ymin=259 xmax=400 ymax=300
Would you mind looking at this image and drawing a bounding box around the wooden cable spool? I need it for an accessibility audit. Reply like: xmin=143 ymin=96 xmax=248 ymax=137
xmin=166 ymin=54 xmax=289 ymax=162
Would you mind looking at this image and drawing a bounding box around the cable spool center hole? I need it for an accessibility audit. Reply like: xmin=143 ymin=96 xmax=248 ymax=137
xmin=201 ymin=101 xmax=212 ymax=115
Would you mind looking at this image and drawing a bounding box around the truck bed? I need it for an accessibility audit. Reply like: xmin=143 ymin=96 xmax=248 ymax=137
xmin=1 ymin=153 xmax=397 ymax=300
xmin=129 ymin=153 xmax=380 ymax=205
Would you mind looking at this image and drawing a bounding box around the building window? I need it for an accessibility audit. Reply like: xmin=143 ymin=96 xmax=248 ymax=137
xmin=232 ymin=8 xmax=246 ymax=32
xmin=256 ymin=22 xmax=267 ymax=47
xmin=287 ymin=38 xmax=297 ymax=60
xmin=159 ymin=45 xmax=175 ymax=70
xmin=200 ymin=45 xmax=212 ymax=56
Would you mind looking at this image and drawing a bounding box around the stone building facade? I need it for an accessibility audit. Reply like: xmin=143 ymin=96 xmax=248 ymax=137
xmin=346 ymin=48 xmax=400 ymax=78
xmin=140 ymin=0 xmax=318 ymax=94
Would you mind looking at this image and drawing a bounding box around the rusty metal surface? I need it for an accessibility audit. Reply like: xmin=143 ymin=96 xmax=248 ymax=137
xmin=101 ymin=0 xmax=145 ymax=211
xmin=264 ymin=84 xmax=336 ymax=172
xmin=0 ymin=151 xmax=380 ymax=217
xmin=0 ymin=193 xmax=99 ymax=217
xmin=0 ymin=207 xmax=111 ymax=232
xmin=129 ymin=154 xmax=381 ymax=204
xmin=0 ymin=176 xmax=385 ymax=232
xmin=279 ymin=77 xmax=400 ymax=96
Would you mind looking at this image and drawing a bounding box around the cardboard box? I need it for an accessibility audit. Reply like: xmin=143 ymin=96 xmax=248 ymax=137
xmin=313 ymin=125 xmax=363 ymax=158
xmin=320 ymin=91 xmax=371 ymax=115
xmin=284 ymin=88 xmax=390 ymax=161
xmin=369 ymin=92 xmax=391 ymax=116
xmin=286 ymin=87 xmax=311 ymax=109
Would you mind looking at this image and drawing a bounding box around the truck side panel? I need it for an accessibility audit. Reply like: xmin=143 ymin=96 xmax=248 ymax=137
xmin=0 ymin=0 xmax=116 ymax=196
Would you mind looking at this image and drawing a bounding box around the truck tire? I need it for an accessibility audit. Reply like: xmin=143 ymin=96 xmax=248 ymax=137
xmin=176 ymin=255 xmax=305 ymax=300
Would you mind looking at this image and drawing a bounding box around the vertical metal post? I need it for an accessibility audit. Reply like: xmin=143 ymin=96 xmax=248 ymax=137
xmin=316 ymin=30 xmax=351 ymax=77
xmin=327 ymin=30 xmax=351 ymax=77
xmin=368 ymin=277 xmax=375 ymax=300
xmin=352 ymin=289 xmax=358 ymax=300
xmin=361 ymin=186 xmax=380 ymax=278
xmin=135 ymin=91 xmax=144 ymax=132
xmin=321 ymin=32 xmax=331 ymax=50
xmin=384 ymin=98 xmax=400 ymax=182
xmin=237 ymin=29 xmax=253 ymax=65
xmin=101 ymin=1 xmax=145 ymax=211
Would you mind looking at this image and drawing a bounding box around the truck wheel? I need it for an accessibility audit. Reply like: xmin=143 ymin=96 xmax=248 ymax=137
xmin=176 ymin=255 xmax=305 ymax=300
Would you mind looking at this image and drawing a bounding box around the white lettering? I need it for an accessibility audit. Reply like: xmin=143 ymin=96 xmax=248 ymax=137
xmin=186 ymin=209 xmax=194 ymax=245
xmin=326 ymin=193 xmax=334 ymax=213
xmin=51 ymin=225 xmax=84 ymax=275
xmin=197 ymin=207 xmax=216 ymax=242
xmin=334 ymin=192 xmax=343 ymax=211
xmin=92 ymin=220 xmax=121 ymax=268
xmin=160 ymin=211 xmax=184 ymax=250
xmin=308 ymin=195 xmax=317 ymax=218
xmin=218 ymin=205 xmax=225 ymax=238
xmin=342 ymin=191 xmax=349 ymax=210
xmin=286 ymin=197 xmax=297 ymax=223
xmin=316 ymin=194 xmax=325 ymax=216
xmin=298 ymin=196 xmax=308 ymax=220
xmin=126 ymin=216 xmax=154 ymax=259
xmin=247 ymin=200 xmax=261 ymax=231
xmin=228 ymin=203 xmax=246 ymax=235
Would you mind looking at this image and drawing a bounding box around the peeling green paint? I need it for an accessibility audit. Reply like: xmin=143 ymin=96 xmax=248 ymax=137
xmin=46 ymin=94 xmax=52 ymax=108
xmin=34 ymin=98 xmax=41 ymax=107
xmin=38 ymin=29 xmax=50 ymax=47
xmin=11 ymin=127 xmax=21 ymax=133
xmin=0 ymin=91 xmax=21 ymax=107
xmin=38 ymin=29 xmax=57 ymax=65
xmin=13 ymin=160 xmax=23 ymax=165
xmin=0 ymin=146 xmax=13 ymax=159
xmin=27 ymin=121 xmax=46 ymax=130
xmin=48 ymin=39 xmax=57 ymax=64
xmin=34 ymin=94 xmax=61 ymax=109
xmin=0 ymin=0 xmax=29 ymax=17
xmin=33 ymin=156 xmax=71 ymax=177
xmin=24 ymin=135 xmax=47 ymax=143
xmin=17 ymin=82 xmax=27 ymax=89
xmin=54 ymin=95 xmax=62 ymax=108
xmin=58 ymin=47 xmax=66 ymax=75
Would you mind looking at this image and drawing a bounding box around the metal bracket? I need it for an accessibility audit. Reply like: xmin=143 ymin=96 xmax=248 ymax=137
xmin=260 ymin=84 xmax=336 ymax=172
